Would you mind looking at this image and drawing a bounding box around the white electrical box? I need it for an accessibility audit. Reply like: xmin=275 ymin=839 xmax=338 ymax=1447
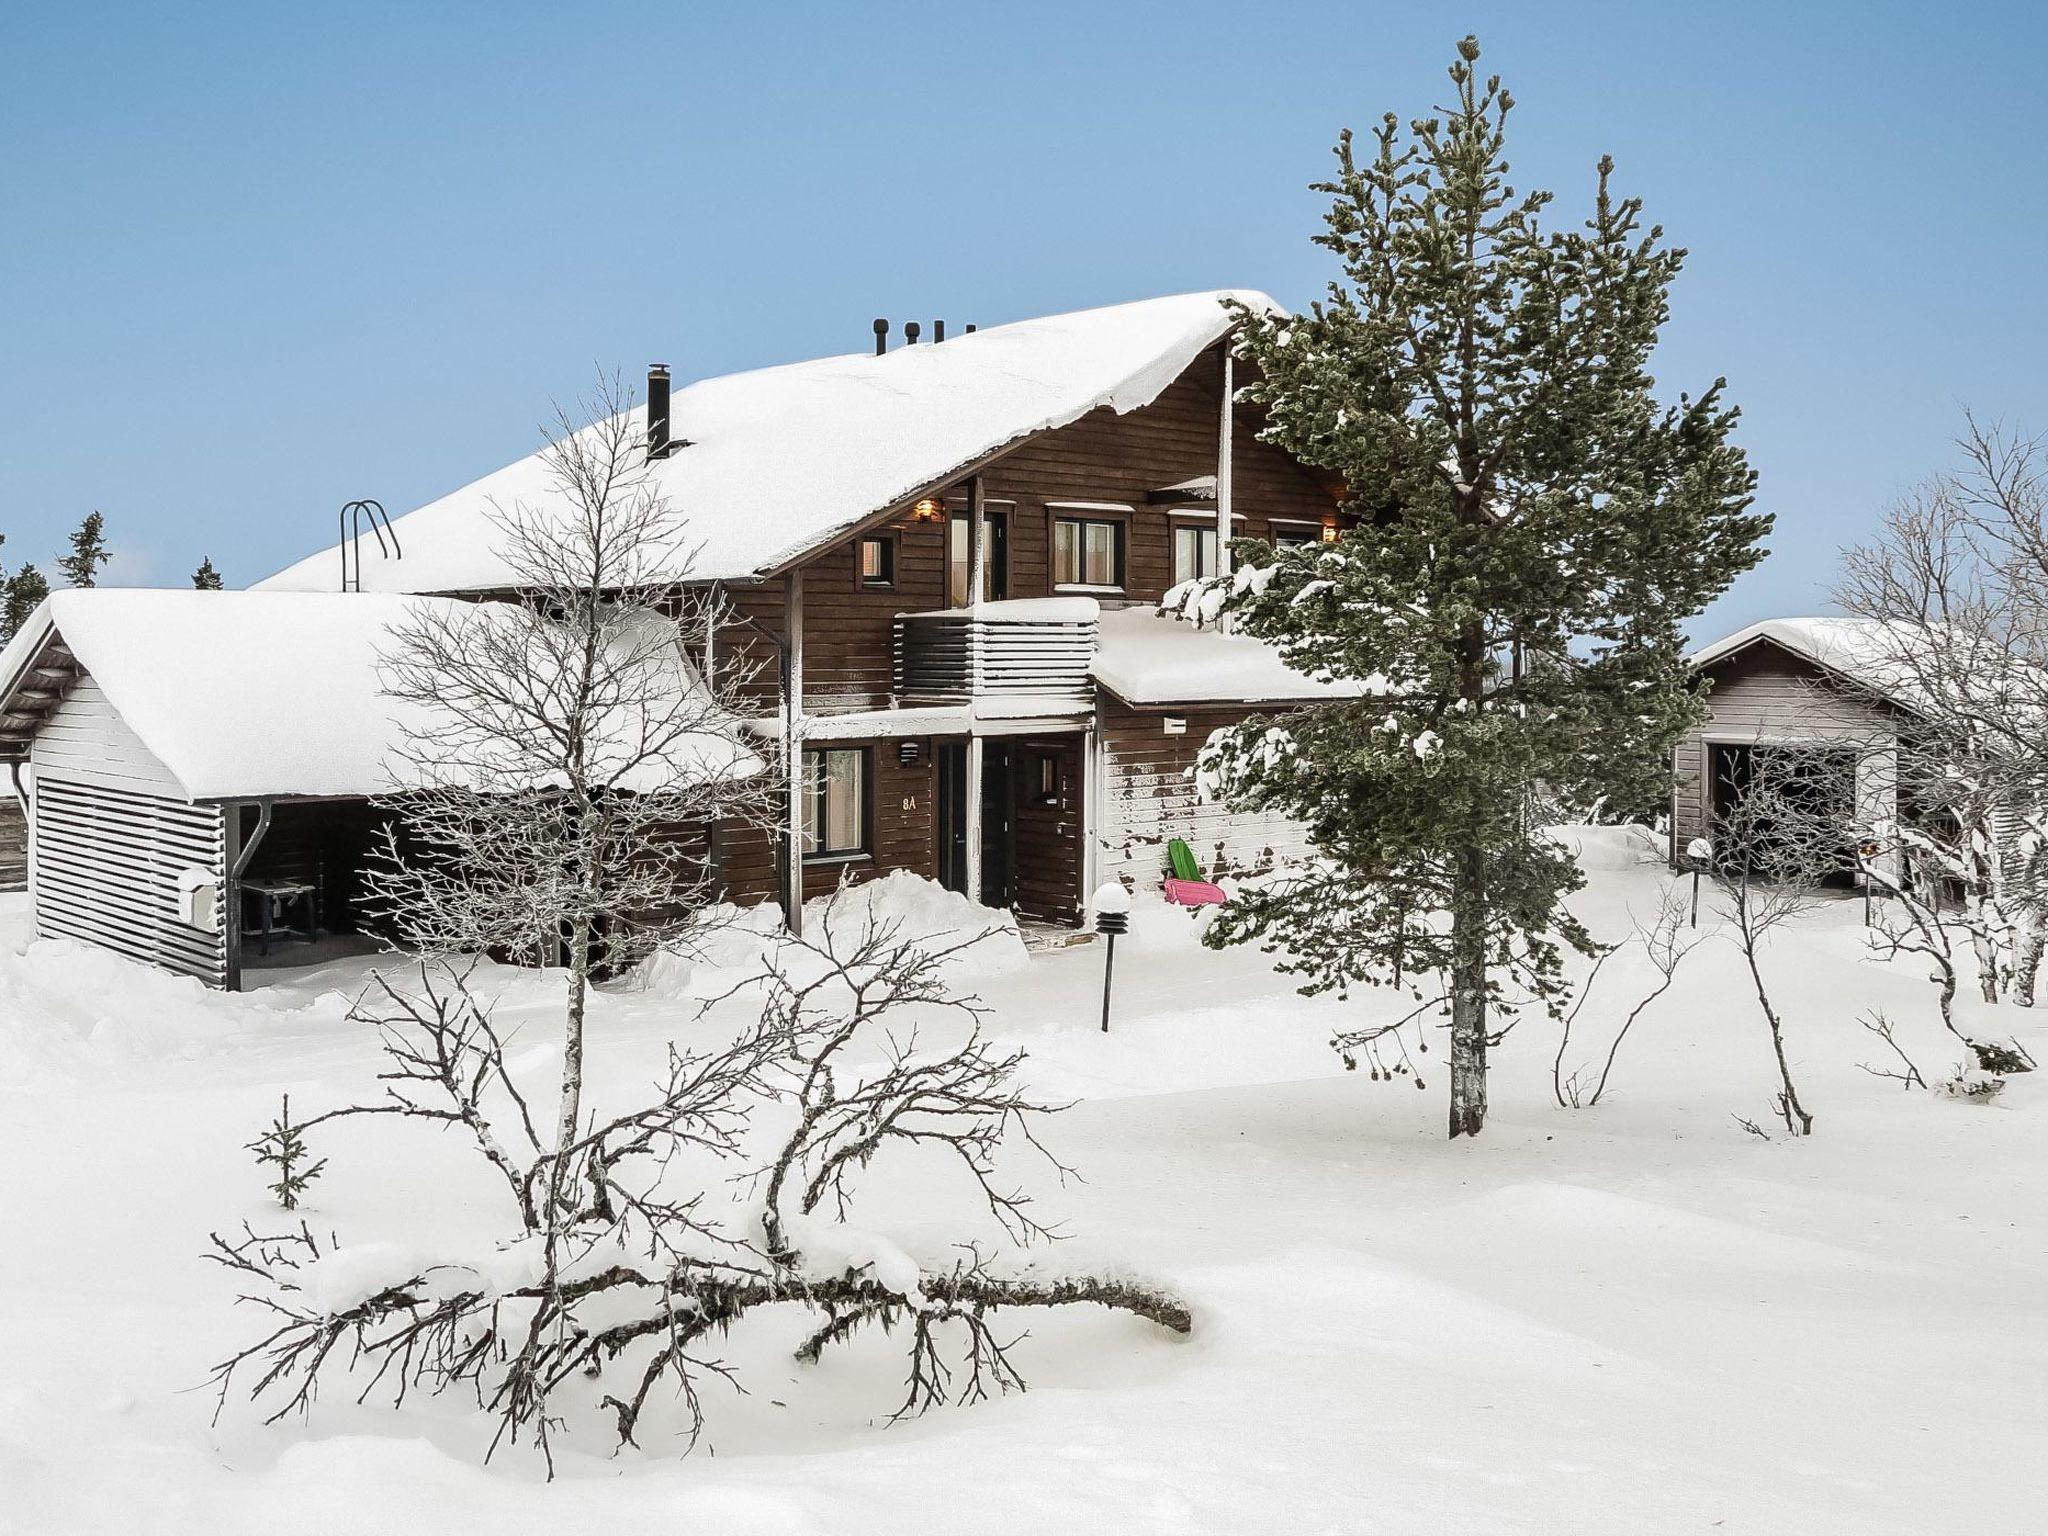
xmin=176 ymin=866 xmax=220 ymax=932
xmin=1163 ymin=716 xmax=1187 ymax=736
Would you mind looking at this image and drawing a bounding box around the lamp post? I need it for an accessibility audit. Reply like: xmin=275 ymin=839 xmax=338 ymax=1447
xmin=1091 ymin=882 xmax=1131 ymax=1033
xmin=1683 ymin=837 xmax=1713 ymax=928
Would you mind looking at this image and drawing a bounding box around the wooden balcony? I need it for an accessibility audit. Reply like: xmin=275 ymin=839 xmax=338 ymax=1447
xmin=893 ymin=598 xmax=1099 ymax=707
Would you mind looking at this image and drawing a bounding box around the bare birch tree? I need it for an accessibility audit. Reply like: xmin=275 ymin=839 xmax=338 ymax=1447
xmin=209 ymin=379 xmax=1187 ymax=1471
xmin=1836 ymin=417 xmax=2048 ymax=1008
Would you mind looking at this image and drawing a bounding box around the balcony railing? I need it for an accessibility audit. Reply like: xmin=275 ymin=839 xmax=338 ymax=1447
xmin=893 ymin=598 xmax=1100 ymax=706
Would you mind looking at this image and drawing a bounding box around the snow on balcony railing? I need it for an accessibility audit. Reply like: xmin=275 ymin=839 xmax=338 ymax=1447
xmin=893 ymin=597 xmax=1099 ymax=705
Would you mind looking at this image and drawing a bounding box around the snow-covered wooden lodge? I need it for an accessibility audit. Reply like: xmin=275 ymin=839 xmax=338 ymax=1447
xmin=0 ymin=291 xmax=1359 ymax=986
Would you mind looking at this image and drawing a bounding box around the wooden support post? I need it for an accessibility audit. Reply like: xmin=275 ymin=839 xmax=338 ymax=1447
xmin=967 ymin=474 xmax=987 ymax=608
xmin=784 ymin=569 xmax=806 ymax=938
xmin=1217 ymin=342 xmax=1234 ymax=578
xmin=964 ymin=733 xmax=984 ymax=906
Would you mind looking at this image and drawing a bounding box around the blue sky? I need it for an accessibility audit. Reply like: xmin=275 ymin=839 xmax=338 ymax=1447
xmin=3 ymin=1 xmax=2043 ymax=640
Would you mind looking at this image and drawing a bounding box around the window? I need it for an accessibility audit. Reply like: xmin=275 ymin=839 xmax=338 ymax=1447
xmin=1052 ymin=516 xmax=1125 ymax=590
xmin=1031 ymin=751 xmax=1061 ymax=806
xmin=803 ymin=747 xmax=868 ymax=858
xmin=1173 ymin=523 xmax=1219 ymax=585
xmin=1271 ymin=523 xmax=1321 ymax=550
xmin=947 ymin=511 xmax=1008 ymax=606
xmin=858 ymin=535 xmax=894 ymax=588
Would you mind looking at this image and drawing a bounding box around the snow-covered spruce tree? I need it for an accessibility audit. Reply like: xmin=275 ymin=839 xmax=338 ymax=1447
xmin=1174 ymin=37 xmax=1767 ymax=1137
xmin=191 ymin=555 xmax=223 ymax=590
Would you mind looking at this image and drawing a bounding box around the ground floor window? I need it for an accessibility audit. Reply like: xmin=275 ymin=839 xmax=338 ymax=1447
xmin=1172 ymin=522 xmax=1219 ymax=585
xmin=1270 ymin=521 xmax=1321 ymax=549
xmin=803 ymin=747 xmax=868 ymax=858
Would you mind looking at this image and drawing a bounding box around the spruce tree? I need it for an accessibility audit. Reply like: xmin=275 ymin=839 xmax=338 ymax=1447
xmin=1181 ymin=37 xmax=1768 ymax=1137
xmin=1 ymin=564 xmax=49 ymax=644
xmin=58 ymin=510 xmax=109 ymax=587
xmin=192 ymin=555 xmax=223 ymax=590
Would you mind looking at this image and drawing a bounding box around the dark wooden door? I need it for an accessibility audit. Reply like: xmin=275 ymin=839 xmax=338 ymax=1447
xmin=979 ymin=741 xmax=1015 ymax=909
xmin=936 ymin=742 xmax=969 ymax=895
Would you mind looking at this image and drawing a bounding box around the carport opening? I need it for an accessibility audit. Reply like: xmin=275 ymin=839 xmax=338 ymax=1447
xmin=1709 ymin=742 xmax=1859 ymax=887
xmin=236 ymin=798 xmax=398 ymax=970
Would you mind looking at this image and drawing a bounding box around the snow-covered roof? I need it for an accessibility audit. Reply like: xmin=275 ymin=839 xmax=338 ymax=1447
xmin=258 ymin=290 xmax=1276 ymax=595
xmin=0 ymin=590 xmax=759 ymax=801
xmin=1090 ymin=605 xmax=1368 ymax=708
xmin=1689 ymin=617 xmax=1922 ymax=706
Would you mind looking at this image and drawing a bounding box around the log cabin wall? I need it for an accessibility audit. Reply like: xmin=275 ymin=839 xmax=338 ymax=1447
xmin=701 ymin=343 xmax=1341 ymax=720
xmin=1097 ymin=699 xmax=1315 ymax=887
xmin=705 ymin=736 xmax=944 ymax=910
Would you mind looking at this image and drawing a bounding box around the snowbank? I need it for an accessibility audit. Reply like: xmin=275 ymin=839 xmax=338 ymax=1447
xmin=1547 ymin=821 xmax=1667 ymax=871
xmin=632 ymin=872 xmax=1030 ymax=998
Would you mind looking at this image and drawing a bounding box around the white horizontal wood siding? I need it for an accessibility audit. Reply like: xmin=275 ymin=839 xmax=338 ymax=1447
xmin=1095 ymin=702 xmax=1313 ymax=887
xmin=1673 ymin=642 xmax=1902 ymax=856
xmin=29 ymin=676 xmax=185 ymax=796
xmin=30 ymin=774 xmax=228 ymax=986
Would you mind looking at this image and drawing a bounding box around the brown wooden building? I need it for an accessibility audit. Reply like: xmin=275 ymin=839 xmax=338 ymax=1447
xmin=256 ymin=290 xmax=1362 ymax=937
xmin=3 ymin=293 xmax=1363 ymax=986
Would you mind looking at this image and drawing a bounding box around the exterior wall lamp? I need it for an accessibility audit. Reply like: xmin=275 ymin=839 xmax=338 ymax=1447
xmin=911 ymin=497 xmax=945 ymax=522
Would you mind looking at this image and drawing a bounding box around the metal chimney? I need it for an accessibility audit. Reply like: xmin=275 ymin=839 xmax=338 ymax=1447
xmin=872 ymin=318 xmax=888 ymax=355
xmin=646 ymin=363 xmax=672 ymax=460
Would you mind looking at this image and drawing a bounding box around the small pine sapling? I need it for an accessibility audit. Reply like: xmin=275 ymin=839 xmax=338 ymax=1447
xmin=192 ymin=556 xmax=223 ymax=590
xmin=247 ymin=1093 xmax=327 ymax=1210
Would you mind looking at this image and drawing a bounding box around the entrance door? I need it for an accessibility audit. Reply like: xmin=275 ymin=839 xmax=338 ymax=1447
xmin=936 ymin=742 xmax=969 ymax=896
xmin=979 ymin=742 xmax=1015 ymax=909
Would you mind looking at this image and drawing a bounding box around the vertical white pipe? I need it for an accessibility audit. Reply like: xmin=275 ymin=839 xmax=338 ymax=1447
xmin=964 ymin=733 xmax=985 ymax=906
xmin=1217 ymin=342 xmax=1235 ymax=579
xmin=784 ymin=569 xmax=805 ymax=937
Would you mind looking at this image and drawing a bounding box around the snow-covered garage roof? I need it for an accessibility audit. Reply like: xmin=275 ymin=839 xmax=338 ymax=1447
xmin=1688 ymin=617 xmax=1925 ymax=710
xmin=0 ymin=590 xmax=759 ymax=801
xmin=258 ymin=290 xmax=1275 ymax=595
xmin=1090 ymin=606 xmax=1371 ymax=708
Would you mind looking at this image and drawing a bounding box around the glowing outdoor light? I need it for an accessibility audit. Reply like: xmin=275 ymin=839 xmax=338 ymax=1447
xmin=1320 ymin=522 xmax=1340 ymax=544
xmin=911 ymin=497 xmax=944 ymax=522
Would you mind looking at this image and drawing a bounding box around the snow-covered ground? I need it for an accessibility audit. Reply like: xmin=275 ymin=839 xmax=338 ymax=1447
xmin=3 ymin=835 xmax=2045 ymax=1534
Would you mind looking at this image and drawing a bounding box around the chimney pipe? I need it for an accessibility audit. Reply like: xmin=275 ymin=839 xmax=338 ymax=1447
xmin=872 ymin=317 xmax=888 ymax=355
xmin=934 ymin=319 xmax=946 ymax=343
xmin=646 ymin=363 xmax=672 ymax=460
xmin=904 ymin=321 xmax=921 ymax=345
xmin=965 ymin=323 xmax=977 ymax=335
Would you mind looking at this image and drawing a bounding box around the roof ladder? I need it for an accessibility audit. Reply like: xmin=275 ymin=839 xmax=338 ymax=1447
xmin=339 ymin=499 xmax=401 ymax=591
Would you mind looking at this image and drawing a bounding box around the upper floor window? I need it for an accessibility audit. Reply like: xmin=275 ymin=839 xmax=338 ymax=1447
xmin=1052 ymin=516 xmax=1125 ymax=591
xmin=858 ymin=535 xmax=895 ymax=588
xmin=802 ymin=747 xmax=868 ymax=859
xmin=947 ymin=510 xmax=1009 ymax=606
xmin=1172 ymin=522 xmax=1219 ymax=586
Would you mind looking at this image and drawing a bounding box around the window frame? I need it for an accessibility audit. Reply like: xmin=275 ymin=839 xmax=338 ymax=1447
xmin=1030 ymin=749 xmax=1062 ymax=807
xmin=1171 ymin=520 xmax=1221 ymax=586
xmin=1268 ymin=519 xmax=1325 ymax=550
xmin=801 ymin=745 xmax=872 ymax=862
xmin=1050 ymin=512 xmax=1128 ymax=593
xmin=855 ymin=534 xmax=896 ymax=589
